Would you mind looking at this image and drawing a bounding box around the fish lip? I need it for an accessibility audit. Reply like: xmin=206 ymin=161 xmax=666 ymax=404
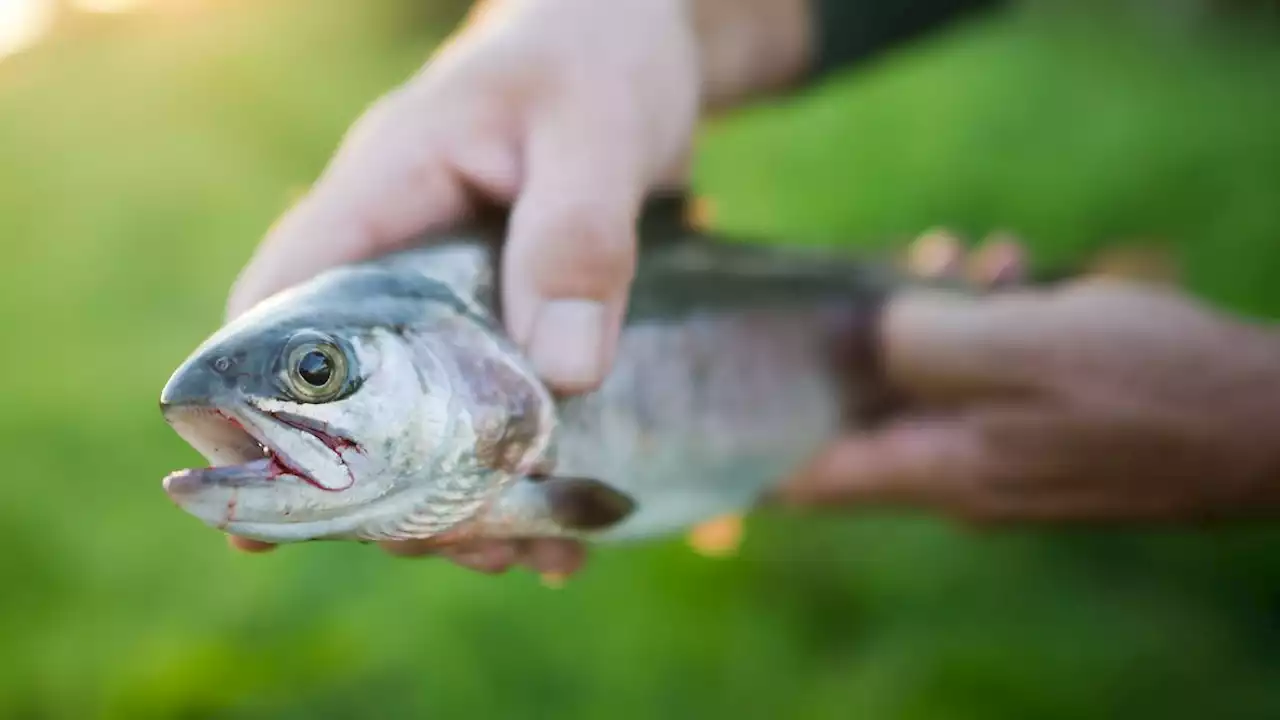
xmin=163 ymin=457 xmax=274 ymax=494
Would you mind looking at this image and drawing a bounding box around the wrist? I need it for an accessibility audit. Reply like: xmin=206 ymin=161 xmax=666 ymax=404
xmin=690 ymin=0 xmax=814 ymax=110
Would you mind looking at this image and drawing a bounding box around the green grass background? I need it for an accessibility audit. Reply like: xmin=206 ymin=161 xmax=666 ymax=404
xmin=2 ymin=1 xmax=1280 ymax=717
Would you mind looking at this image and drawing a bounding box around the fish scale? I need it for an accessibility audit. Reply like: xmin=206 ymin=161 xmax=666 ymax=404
xmin=551 ymin=311 xmax=845 ymax=541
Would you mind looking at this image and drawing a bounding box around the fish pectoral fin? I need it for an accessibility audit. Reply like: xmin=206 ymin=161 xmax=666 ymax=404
xmin=464 ymin=475 xmax=637 ymax=539
xmin=533 ymin=475 xmax=637 ymax=531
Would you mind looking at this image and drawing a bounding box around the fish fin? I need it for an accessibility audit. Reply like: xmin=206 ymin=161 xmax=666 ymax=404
xmin=532 ymin=475 xmax=638 ymax=531
xmin=686 ymin=514 xmax=746 ymax=558
xmin=458 ymin=475 xmax=637 ymax=539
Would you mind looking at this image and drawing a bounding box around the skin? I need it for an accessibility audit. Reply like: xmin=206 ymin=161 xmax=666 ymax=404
xmin=785 ymin=249 xmax=1280 ymax=525
xmin=223 ymin=0 xmax=1280 ymax=575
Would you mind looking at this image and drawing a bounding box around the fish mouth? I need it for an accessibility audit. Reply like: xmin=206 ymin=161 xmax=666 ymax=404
xmin=244 ymin=408 xmax=361 ymax=492
xmin=162 ymin=406 xmax=358 ymax=491
xmin=161 ymin=404 xmax=365 ymax=537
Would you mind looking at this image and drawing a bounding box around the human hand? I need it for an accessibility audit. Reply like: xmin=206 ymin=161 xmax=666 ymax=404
xmin=229 ymin=0 xmax=701 ymax=390
xmin=222 ymin=0 xmax=812 ymax=574
xmin=782 ymin=244 xmax=1280 ymax=525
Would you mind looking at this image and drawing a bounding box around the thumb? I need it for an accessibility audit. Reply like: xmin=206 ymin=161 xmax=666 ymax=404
xmin=501 ymin=110 xmax=646 ymax=394
xmin=779 ymin=417 xmax=991 ymax=509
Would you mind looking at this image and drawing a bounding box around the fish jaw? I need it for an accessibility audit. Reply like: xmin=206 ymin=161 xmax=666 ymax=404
xmin=158 ymin=402 xmax=459 ymax=544
xmin=161 ymin=459 xmax=353 ymax=542
xmin=159 ymin=402 xmax=370 ymax=542
xmin=161 ymin=469 xmax=376 ymax=543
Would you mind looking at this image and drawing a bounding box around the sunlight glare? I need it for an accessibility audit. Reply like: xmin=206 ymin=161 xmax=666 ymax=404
xmin=0 ymin=0 xmax=53 ymax=60
xmin=73 ymin=0 xmax=148 ymax=12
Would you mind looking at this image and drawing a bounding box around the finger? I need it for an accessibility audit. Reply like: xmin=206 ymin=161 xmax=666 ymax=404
xmin=378 ymin=538 xmax=522 ymax=574
xmin=905 ymin=228 xmax=965 ymax=281
xmin=779 ymin=416 xmax=990 ymax=509
xmin=228 ymin=535 xmax=276 ymax=553
xmin=226 ymin=91 xmax=473 ymax=319
xmin=438 ymin=541 xmax=521 ymax=574
xmin=969 ymin=233 xmax=1027 ymax=289
xmin=378 ymin=537 xmax=584 ymax=577
xmin=523 ymin=539 xmax=587 ymax=576
xmin=501 ymin=106 xmax=645 ymax=394
xmin=879 ymin=289 xmax=1046 ymax=399
xmin=375 ymin=538 xmax=443 ymax=557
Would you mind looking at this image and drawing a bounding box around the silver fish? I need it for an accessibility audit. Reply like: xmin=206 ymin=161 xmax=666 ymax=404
xmin=158 ymin=195 xmax=956 ymax=546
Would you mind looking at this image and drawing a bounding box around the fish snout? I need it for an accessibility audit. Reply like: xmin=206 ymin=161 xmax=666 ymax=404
xmin=160 ymin=351 xmax=242 ymax=413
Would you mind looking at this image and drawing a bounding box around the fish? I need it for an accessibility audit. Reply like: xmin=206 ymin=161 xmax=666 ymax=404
xmin=158 ymin=193 xmax=1018 ymax=548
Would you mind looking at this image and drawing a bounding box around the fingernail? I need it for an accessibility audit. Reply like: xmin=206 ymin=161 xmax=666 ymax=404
xmin=526 ymin=299 xmax=607 ymax=390
xmin=971 ymin=235 xmax=1025 ymax=289
xmin=909 ymin=228 xmax=964 ymax=279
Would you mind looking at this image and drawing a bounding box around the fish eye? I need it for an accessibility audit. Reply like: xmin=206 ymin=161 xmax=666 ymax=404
xmin=297 ymin=350 xmax=333 ymax=386
xmin=284 ymin=338 xmax=348 ymax=403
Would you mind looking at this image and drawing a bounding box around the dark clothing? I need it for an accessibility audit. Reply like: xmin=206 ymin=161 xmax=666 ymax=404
xmin=811 ymin=0 xmax=1007 ymax=77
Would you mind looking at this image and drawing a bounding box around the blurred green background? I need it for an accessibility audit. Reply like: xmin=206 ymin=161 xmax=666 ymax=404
xmin=3 ymin=0 xmax=1280 ymax=717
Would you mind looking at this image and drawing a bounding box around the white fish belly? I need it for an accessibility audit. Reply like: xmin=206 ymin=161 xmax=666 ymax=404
xmin=550 ymin=313 xmax=847 ymax=542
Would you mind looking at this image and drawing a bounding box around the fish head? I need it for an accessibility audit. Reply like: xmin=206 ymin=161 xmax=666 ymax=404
xmin=159 ymin=260 xmax=556 ymax=544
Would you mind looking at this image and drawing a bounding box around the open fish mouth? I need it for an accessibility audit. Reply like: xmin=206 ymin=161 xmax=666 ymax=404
xmin=162 ymin=405 xmax=361 ymax=499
